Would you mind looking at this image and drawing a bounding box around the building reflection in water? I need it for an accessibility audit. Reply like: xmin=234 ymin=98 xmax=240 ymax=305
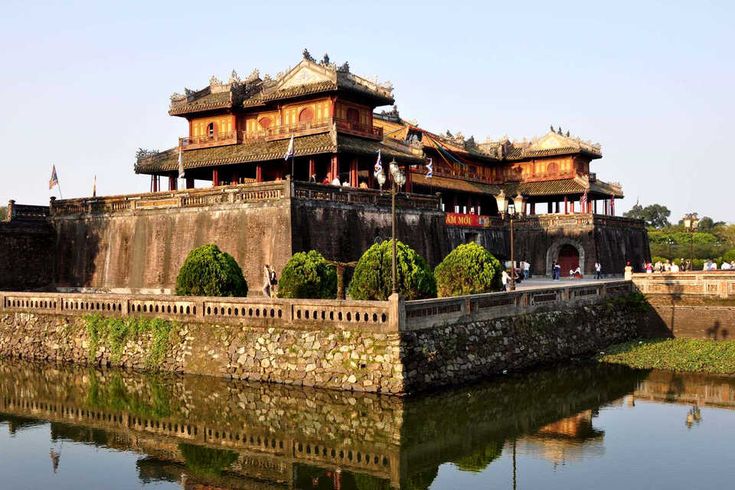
xmin=2 ymin=360 xmax=733 ymax=489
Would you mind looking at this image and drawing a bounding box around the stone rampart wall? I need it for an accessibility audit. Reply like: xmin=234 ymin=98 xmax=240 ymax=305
xmin=633 ymin=272 xmax=735 ymax=339
xmin=0 ymin=283 xmax=640 ymax=394
xmin=0 ymin=220 xmax=54 ymax=290
xmin=401 ymin=301 xmax=641 ymax=393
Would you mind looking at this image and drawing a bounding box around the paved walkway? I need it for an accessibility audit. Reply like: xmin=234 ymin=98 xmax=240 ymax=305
xmin=512 ymin=277 xmax=624 ymax=290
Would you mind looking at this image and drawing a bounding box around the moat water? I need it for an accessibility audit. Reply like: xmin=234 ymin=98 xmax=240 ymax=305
xmin=1 ymin=360 xmax=734 ymax=490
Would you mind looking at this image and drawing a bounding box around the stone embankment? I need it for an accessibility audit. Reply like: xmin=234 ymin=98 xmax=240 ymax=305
xmin=0 ymin=282 xmax=641 ymax=394
xmin=632 ymin=272 xmax=735 ymax=339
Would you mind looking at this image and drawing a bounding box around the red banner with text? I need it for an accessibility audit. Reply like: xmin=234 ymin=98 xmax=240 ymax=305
xmin=444 ymin=213 xmax=493 ymax=228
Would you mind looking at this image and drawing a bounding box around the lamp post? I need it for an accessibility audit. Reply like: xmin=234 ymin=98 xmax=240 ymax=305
xmin=683 ymin=213 xmax=699 ymax=270
xmin=377 ymin=159 xmax=406 ymax=294
xmin=496 ymin=191 xmax=526 ymax=291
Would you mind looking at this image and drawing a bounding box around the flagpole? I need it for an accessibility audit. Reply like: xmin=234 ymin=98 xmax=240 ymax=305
xmin=57 ymin=182 xmax=63 ymax=200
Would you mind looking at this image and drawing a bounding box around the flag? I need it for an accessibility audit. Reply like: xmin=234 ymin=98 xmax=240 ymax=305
xmin=425 ymin=157 xmax=433 ymax=179
xmin=92 ymin=175 xmax=97 ymax=197
xmin=49 ymin=165 xmax=59 ymax=190
xmin=284 ymin=135 xmax=295 ymax=160
xmin=178 ymin=146 xmax=185 ymax=179
xmin=374 ymin=150 xmax=383 ymax=176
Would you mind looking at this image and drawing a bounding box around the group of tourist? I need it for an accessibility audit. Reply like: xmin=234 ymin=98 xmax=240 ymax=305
xmin=549 ymin=261 xmax=602 ymax=280
xmin=312 ymin=173 xmax=369 ymax=189
xmin=644 ymin=259 xmax=735 ymax=273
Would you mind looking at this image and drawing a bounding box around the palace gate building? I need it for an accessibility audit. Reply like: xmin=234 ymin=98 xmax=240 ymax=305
xmin=1 ymin=52 xmax=649 ymax=292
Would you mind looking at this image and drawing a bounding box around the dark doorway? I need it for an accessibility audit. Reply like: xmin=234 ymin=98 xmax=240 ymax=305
xmin=558 ymin=244 xmax=580 ymax=275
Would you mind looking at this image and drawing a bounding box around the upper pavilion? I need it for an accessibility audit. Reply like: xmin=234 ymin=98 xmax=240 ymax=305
xmin=136 ymin=51 xmax=623 ymax=217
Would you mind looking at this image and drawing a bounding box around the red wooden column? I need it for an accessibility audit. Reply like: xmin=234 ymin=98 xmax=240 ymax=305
xmin=212 ymin=168 xmax=220 ymax=187
xmin=186 ymin=177 xmax=194 ymax=189
xmin=150 ymin=175 xmax=156 ymax=192
xmin=308 ymin=158 xmax=316 ymax=181
xmin=168 ymin=175 xmax=177 ymax=191
xmin=350 ymin=158 xmax=359 ymax=187
xmin=564 ymin=196 xmax=569 ymax=214
xmin=405 ymin=167 xmax=413 ymax=193
xmin=330 ymin=154 xmax=339 ymax=182
xmin=256 ymin=164 xmax=263 ymax=183
xmin=530 ymin=202 xmax=536 ymax=215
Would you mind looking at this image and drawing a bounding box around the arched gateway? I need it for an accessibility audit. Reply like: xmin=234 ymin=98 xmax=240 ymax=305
xmin=546 ymin=239 xmax=585 ymax=276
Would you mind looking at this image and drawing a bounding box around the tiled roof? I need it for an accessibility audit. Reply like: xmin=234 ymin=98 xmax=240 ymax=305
xmin=503 ymin=146 xmax=601 ymax=160
xmin=412 ymin=174 xmax=500 ymax=195
xmin=243 ymin=81 xmax=338 ymax=107
xmin=135 ymin=134 xmax=336 ymax=174
xmin=169 ymin=90 xmax=234 ymax=116
xmin=134 ymin=134 xmax=421 ymax=174
xmin=411 ymin=174 xmax=623 ymax=198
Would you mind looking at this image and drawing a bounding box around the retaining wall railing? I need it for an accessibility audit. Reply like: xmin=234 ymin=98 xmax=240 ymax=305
xmin=632 ymin=272 xmax=735 ymax=299
xmin=48 ymin=180 xmax=442 ymax=217
xmin=0 ymin=292 xmax=394 ymax=333
xmin=1 ymin=282 xmax=633 ymax=333
xmin=402 ymin=280 xmax=634 ymax=331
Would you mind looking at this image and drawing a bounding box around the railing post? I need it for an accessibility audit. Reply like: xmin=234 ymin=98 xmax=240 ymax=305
xmin=388 ymin=293 xmax=404 ymax=332
xmin=55 ymin=293 xmax=62 ymax=314
xmin=0 ymin=292 xmax=5 ymax=312
xmin=122 ymin=298 xmax=129 ymax=315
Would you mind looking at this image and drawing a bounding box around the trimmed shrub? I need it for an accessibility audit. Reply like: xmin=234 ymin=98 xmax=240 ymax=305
xmin=434 ymin=243 xmax=502 ymax=297
xmin=348 ymin=240 xmax=436 ymax=300
xmin=175 ymin=244 xmax=248 ymax=297
xmin=277 ymin=250 xmax=337 ymax=299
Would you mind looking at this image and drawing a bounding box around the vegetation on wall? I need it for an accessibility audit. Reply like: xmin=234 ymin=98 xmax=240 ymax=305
xmin=85 ymin=314 xmax=173 ymax=367
xmin=175 ymin=244 xmax=248 ymax=297
xmin=348 ymin=240 xmax=436 ymax=300
xmin=277 ymin=250 xmax=337 ymax=299
xmin=0 ymin=205 xmax=7 ymax=221
xmin=434 ymin=243 xmax=502 ymax=297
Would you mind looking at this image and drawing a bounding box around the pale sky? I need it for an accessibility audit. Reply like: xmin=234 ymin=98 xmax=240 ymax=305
xmin=0 ymin=0 xmax=732 ymax=222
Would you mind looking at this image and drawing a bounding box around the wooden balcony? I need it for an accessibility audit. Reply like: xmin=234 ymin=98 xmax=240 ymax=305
xmin=181 ymin=131 xmax=238 ymax=150
xmin=243 ymin=118 xmax=383 ymax=142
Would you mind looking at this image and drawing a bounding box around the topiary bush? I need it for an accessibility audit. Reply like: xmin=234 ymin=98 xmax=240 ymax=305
xmin=175 ymin=244 xmax=248 ymax=297
xmin=434 ymin=243 xmax=502 ymax=297
xmin=277 ymin=250 xmax=337 ymax=299
xmin=348 ymin=240 xmax=436 ymax=300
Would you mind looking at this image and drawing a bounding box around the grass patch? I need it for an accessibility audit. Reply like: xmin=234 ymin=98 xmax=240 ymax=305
xmin=84 ymin=314 xmax=174 ymax=368
xmin=599 ymin=338 xmax=735 ymax=374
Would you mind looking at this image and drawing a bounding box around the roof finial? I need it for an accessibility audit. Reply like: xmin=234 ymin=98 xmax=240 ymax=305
xmin=322 ymin=53 xmax=330 ymax=65
xmin=566 ymin=130 xmax=570 ymax=137
xmin=302 ymin=49 xmax=315 ymax=62
xmin=550 ymin=124 xmax=554 ymax=132
xmin=557 ymin=126 xmax=563 ymax=135
xmin=338 ymin=61 xmax=350 ymax=73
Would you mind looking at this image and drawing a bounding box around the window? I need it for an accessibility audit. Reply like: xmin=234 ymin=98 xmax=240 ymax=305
xmin=346 ymin=107 xmax=360 ymax=123
xmin=298 ymin=107 xmax=314 ymax=124
xmin=258 ymin=117 xmax=272 ymax=129
xmin=207 ymin=122 xmax=215 ymax=138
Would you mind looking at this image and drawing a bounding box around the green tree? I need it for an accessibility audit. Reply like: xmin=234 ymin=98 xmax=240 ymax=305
xmin=175 ymin=244 xmax=248 ymax=297
xmin=623 ymin=203 xmax=671 ymax=229
xmin=348 ymin=240 xmax=436 ymax=300
xmin=278 ymin=250 xmax=337 ymax=299
xmin=434 ymin=243 xmax=502 ymax=297
xmin=723 ymin=248 xmax=735 ymax=263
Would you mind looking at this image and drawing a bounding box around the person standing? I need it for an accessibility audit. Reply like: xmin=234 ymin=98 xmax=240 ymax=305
xmin=501 ymin=269 xmax=510 ymax=291
xmin=594 ymin=261 xmax=602 ymax=279
xmin=262 ymin=264 xmax=273 ymax=298
xmin=522 ymin=260 xmax=530 ymax=280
